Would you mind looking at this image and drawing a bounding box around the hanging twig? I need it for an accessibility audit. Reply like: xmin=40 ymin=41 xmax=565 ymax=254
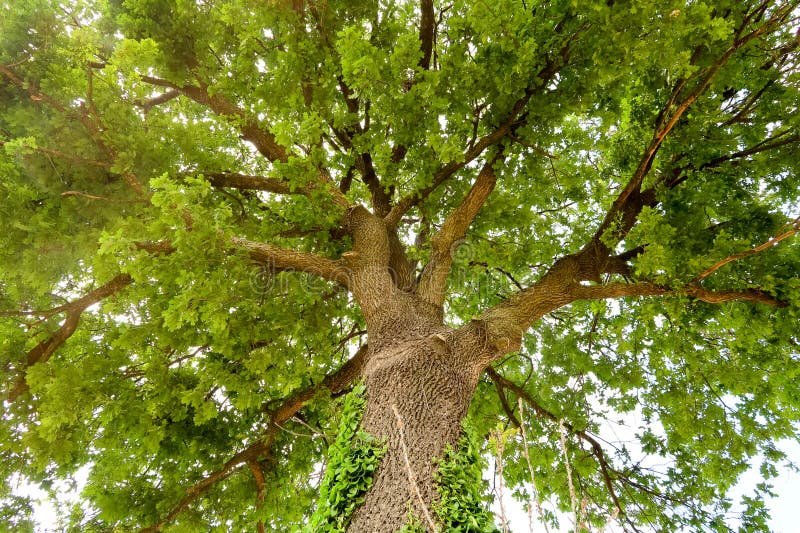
xmin=492 ymin=428 xmax=510 ymax=533
xmin=518 ymin=398 xmax=550 ymax=533
xmin=558 ymin=420 xmax=579 ymax=532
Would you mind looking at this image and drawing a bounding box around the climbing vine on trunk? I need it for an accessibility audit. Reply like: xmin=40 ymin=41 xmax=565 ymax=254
xmin=305 ymin=384 xmax=384 ymax=533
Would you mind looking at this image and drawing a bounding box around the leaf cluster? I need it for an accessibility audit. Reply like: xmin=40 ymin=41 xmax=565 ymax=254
xmin=303 ymin=383 xmax=385 ymax=533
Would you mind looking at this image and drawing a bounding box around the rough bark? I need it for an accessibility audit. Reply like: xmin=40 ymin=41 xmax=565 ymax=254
xmin=347 ymin=317 xmax=492 ymax=532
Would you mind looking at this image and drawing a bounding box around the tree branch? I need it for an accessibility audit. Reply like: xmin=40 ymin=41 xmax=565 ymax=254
xmin=139 ymin=76 xmax=350 ymax=209
xmin=418 ymin=0 xmax=435 ymax=70
xmin=699 ymin=131 xmax=799 ymax=172
xmin=570 ymin=281 xmax=788 ymax=308
xmin=60 ymin=190 xmax=148 ymax=203
xmin=0 ymin=141 xmax=111 ymax=168
xmin=486 ymin=369 xmax=521 ymax=428
xmin=4 ymin=274 xmax=133 ymax=402
xmin=384 ymin=23 xmax=584 ymax=227
xmin=200 ymin=171 xmax=304 ymax=195
xmin=384 ymin=94 xmax=527 ymax=228
xmin=137 ymin=89 xmax=181 ymax=113
xmin=354 ymin=153 xmax=393 ymax=217
xmin=339 ymin=206 xmax=398 ymax=325
xmin=137 ymin=439 xmax=269 ymax=533
xmin=479 ymin=258 xmax=582 ymax=355
xmin=694 ymin=217 xmax=800 ymax=281
xmin=140 ymin=76 xmax=288 ymax=163
xmin=417 ymin=155 xmax=501 ymax=307
xmin=479 ymin=250 xmax=788 ymax=362
xmin=1 ymin=64 xmax=147 ymax=196
xmin=486 ymin=367 xmax=624 ymax=519
xmin=231 ymin=237 xmax=350 ymax=287
xmin=590 ymin=8 xmax=793 ymax=256
xmin=248 ymin=460 xmax=267 ymax=533
xmin=139 ymin=345 xmax=367 ymax=533
xmin=0 ymin=63 xmax=66 ymax=112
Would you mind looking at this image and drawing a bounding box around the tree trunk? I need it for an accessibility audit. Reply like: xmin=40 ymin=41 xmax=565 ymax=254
xmin=346 ymin=325 xmax=486 ymax=532
xmin=340 ymin=207 xmax=499 ymax=531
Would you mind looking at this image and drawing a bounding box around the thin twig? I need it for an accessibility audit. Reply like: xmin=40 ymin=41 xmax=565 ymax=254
xmin=518 ymin=398 xmax=550 ymax=533
xmin=61 ymin=191 xmax=147 ymax=203
xmin=493 ymin=428 xmax=510 ymax=533
xmin=488 ymin=368 xmax=626 ymax=518
xmin=558 ymin=420 xmax=579 ymax=532
xmin=695 ymin=217 xmax=800 ymax=281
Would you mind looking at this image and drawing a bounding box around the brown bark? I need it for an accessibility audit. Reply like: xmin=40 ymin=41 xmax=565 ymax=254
xmin=418 ymin=155 xmax=500 ymax=310
xmin=347 ymin=309 xmax=493 ymax=532
xmin=337 ymin=205 xmax=498 ymax=530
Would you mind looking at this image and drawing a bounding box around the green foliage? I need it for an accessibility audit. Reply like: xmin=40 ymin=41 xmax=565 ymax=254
xmin=1 ymin=0 xmax=799 ymax=531
xmin=304 ymin=383 xmax=384 ymax=533
xmin=433 ymin=423 xmax=500 ymax=533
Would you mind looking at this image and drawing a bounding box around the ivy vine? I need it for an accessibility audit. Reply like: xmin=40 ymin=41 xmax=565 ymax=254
xmin=302 ymin=383 xmax=384 ymax=533
xmin=304 ymin=386 xmax=496 ymax=533
xmin=432 ymin=422 xmax=500 ymax=533
xmin=398 ymin=422 xmax=500 ymax=533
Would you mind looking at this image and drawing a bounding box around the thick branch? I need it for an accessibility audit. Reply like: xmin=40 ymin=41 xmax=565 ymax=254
xmin=133 ymin=240 xmax=177 ymax=255
xmin=417 ymin=155 xmax=500 ymax=307
xmin=486 ymin=369 xmax=521 ymax=428
xmin=479 ymin=258 xmax=581 ymax=354
xmin=138 ymin=440 xmax=268 ymax=533
xmin=231 ymin=237 xmax=350 ymax=287
xmin=480 ymin=253 xmax=787 ymax=361
xmin=418 ymin=0 xmax=435 ymax=70
xmin=134 ymin=236 xmax=348 ymax=288
xmin=388 ymin=229 xmax=417 ymax=292
xmin=201 ymin=171 xmax=302 ymax=195
xmin=355 ymin=153 xmax=393 ymax=217
xmin=0 ymin=64 xmax=66 ymax=112
xmin=140 ymin=345 xmax=367 ymax=533
xmin=5 ymin=274 xmax=133 ymax=401
xmin=248 ymin=461 xmax=267 ymax=533
xmin=341 ymin=206 xmax=398 ymax=324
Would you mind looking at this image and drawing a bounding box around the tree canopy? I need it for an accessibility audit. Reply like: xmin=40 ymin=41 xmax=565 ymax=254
xmin=1 ymin=0 xmax=799 ymax=531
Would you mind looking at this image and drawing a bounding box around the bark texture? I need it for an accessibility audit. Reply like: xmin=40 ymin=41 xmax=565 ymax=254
xmin=347 ymin=323 xmax=490 ymax=532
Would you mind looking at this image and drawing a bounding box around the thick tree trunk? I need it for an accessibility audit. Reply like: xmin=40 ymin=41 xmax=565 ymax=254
xmin=340 ymin=207 xmax=500 ymax=531
xmin=346 ymin=325 xmax=486 ymax=532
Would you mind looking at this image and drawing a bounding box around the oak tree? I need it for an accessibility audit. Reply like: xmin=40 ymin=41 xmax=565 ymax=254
xmin=2 ymin=0 xmax=799 ymax=531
